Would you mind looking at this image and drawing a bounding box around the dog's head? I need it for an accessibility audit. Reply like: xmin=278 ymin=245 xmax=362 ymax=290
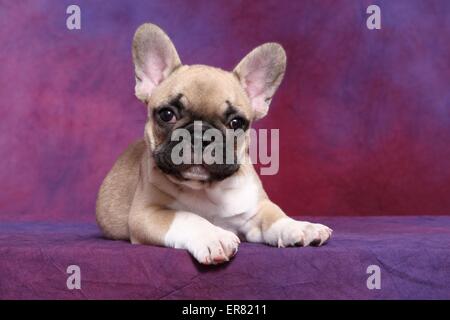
xmin=132 ymin=23 xmax=286 ymax=186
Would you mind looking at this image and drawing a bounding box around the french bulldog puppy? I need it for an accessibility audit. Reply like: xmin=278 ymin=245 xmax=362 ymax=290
xmin=96 ymin=23 xmax=332 ymax=265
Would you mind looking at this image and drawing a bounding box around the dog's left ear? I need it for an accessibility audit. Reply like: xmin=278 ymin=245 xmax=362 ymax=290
xmin=132 ymin=23 xmax=181 ymax=103
xmin=233 ymin=43 xmax=286 ymax=120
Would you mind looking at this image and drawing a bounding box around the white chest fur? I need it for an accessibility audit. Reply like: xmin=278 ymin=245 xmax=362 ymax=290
xmin=168 ymin=174 xmax=260 ymax=232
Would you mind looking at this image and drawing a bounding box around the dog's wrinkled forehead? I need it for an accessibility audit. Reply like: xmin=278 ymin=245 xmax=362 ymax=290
xmin=148 ymin=65 xmax=253 ymax=120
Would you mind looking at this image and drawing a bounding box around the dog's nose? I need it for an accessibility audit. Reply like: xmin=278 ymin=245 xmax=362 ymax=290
xmin=185 ymin=121 xmax=215 ymax=149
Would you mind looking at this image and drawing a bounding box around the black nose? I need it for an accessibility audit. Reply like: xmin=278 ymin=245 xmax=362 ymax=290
xmin=184 ymin=121 xmax=215 ymax=149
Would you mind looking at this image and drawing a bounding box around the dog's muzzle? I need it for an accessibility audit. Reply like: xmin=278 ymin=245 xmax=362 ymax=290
xmin=153 ymin=121 xmax=241 ymax=181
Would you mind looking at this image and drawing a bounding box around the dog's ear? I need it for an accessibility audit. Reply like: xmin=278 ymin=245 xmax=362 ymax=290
xmin=233 ymin=43 xmax=286 ymax=120
xmin=132 ymin=23 xmax=181 ymax=103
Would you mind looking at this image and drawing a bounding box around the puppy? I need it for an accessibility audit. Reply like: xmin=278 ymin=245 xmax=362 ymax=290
xmin=96 ymin=23 xmax=332 ymax=265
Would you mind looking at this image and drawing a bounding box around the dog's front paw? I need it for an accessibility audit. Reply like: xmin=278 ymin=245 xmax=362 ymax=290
xmin=187 ymin=227 xmax=240 ymax=265
xmin=264 ymin=218 xmax=332 ymax=247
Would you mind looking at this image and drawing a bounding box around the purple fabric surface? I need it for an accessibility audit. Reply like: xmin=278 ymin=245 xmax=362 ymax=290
xmin=1 ymin=216 xmax=449 ymax=299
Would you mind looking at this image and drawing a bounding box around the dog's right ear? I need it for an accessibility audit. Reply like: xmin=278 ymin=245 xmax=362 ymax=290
xmin=132 ymin=23 xmax=181 ymax=103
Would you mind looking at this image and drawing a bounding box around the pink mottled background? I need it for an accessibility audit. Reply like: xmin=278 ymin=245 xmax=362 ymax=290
xmin=0 ymin=0 xmax=449 ymax=221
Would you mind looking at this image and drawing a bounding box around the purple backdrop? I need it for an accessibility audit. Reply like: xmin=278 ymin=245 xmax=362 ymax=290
xmin=0 ymin=0 xmax=449 ymax=221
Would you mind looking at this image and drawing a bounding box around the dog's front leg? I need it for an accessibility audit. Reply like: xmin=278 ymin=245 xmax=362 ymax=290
xmin=242 ymin=200 xmax=332 ymax=247
xmin=129 ymin=206 xmax=240 ymax=265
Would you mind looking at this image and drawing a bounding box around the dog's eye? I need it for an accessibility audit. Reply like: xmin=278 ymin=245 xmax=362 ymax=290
xmin=229 ymin=117 xmax=246 ymax=130
xmin=158 ymin=108 xmax=176 ymax=123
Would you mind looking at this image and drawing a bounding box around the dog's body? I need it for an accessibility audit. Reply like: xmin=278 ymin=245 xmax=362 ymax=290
xmin=96 ymin=23 xmax=331 ymax=264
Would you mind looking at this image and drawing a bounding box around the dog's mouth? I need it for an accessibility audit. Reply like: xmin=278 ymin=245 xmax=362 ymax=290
xmin=153 ymin=149 xmax=240 ymax=183
xmin=180 ymin=165 xmax=210 ymax=181
xmin=157 ymin=162 xmax=240 ymax=182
